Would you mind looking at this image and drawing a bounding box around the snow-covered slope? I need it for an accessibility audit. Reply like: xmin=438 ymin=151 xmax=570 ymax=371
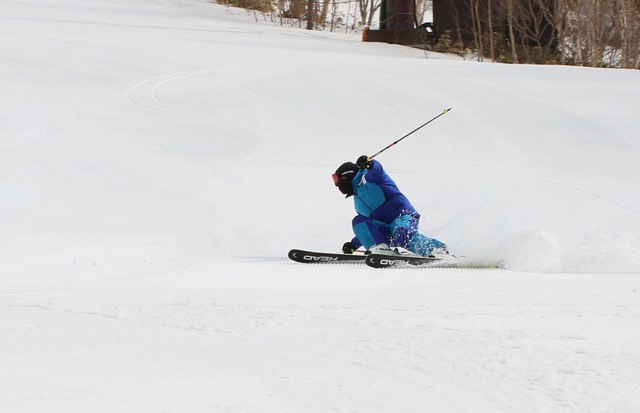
xmin=1 ymin=0 xmax=639 ymax=411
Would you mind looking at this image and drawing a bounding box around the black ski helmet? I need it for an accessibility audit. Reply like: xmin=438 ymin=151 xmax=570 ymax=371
xmin=332 ymin=162 xmax=358 ymax=197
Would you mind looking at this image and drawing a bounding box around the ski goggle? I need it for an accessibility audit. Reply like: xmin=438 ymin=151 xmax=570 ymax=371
xmin=332 ymin=173 xmax=340 ymax=186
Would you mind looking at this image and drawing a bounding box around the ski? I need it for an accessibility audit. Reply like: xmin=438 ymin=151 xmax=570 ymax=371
xmin=365 ymin=253 xmax=502 ymax=269
xmin=365 ymin=253 xmax=441 ymax=268
xmin=289 ymin=249 xmax=503 ymax=269
xmin=288 ymin=249 xmax=367 ymax=264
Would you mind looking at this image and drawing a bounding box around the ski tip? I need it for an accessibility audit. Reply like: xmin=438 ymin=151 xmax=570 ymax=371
xmin=287 ymin=249 xmax=300 ymax=261
xmin=444 ymin=107 xmax=452 ymax=114
xmin=288 ymin=249 xmax=367 ymax=264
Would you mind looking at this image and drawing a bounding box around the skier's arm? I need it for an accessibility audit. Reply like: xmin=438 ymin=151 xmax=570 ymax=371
xmin=362 ymin=159 xmax=385 ymax=183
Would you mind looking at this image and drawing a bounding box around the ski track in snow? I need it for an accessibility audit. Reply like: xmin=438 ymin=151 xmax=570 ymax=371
xmin=126 ymin=69 xmax=221 ymax=115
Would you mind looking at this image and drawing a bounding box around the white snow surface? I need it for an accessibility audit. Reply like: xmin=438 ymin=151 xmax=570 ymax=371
xmin=2 ymin=0 xmax=640 ymax=411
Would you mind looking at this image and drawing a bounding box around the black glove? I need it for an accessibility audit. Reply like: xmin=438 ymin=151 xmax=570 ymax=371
xmin=342 ymin=241 xmax=356 ymax=254
xmin=356 ymin=155 xmax=372 ymax=169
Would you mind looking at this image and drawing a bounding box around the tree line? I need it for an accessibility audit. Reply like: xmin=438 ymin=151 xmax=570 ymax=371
xmin=451 ymin=0 xmax=640 ymax=68
xmin=217 ymin=0 xmax=640 ymax=69
xmin=217 ymin=0 xmax=387 ymax=32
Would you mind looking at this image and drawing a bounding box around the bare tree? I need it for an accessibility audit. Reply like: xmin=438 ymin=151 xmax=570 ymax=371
xmin=470 ymin=0 xmax=485 ymax=61
xmin=319 ymin=0 xmax=331 ymax=27
xmin=612 ymin=0 xmax=640 ymax=68
xmin=551 ymin=0 xmax=632 ymax=67
xmin=504 ymin=0 xmax=520 ymax=62
xmin=357 ymin=0 xmax=382 ymax=27
xmin=416 ymin=0 xmax=432 ymax=25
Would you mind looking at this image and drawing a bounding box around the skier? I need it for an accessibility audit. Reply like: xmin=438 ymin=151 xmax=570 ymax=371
xmin=332 ymin=155 xmax=448 ymax=256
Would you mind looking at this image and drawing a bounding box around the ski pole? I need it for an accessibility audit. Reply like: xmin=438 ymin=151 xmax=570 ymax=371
xmin=368 ymin=107 xmax=452 ymax=160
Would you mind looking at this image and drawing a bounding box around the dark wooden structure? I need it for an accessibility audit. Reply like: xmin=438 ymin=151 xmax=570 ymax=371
xmin=362 ymin=0 xmax=438 ymax=48
xmin=363 ymin=23 xmax=437 ymax=48
xmin=384 ymin=0 xmax=416 ymax=29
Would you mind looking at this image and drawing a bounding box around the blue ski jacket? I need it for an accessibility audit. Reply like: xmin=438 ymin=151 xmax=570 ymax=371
xmin=351 ymin=160 xmax=418 ymax=223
